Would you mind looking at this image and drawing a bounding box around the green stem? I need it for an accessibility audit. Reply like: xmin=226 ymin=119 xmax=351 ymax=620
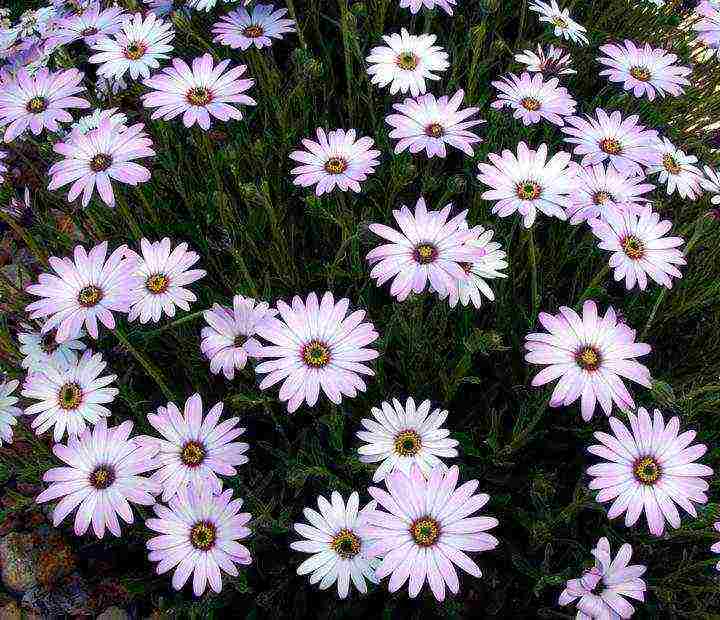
xmin=578 ymin=265 xmax=610 ymax=304
xmin=113 ymin=327 xmax=175 ymax=401
xmin=139 ymin=310 xmax=205 ymax=341
xmin=285 ymin=0 xmax=306 ymax=48
xmin=527 ymin=227 xmax=539 ymax=321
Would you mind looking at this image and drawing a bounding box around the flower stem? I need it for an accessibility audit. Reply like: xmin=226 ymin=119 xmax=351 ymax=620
xmin=113 ymin=326 xmax=175 ymax=402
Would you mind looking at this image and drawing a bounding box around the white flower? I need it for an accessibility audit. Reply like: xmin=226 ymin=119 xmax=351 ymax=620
xmin=529 ymin=0 xmax=589 ymax=45
xmin=646 ymin=137 xmax=704 ymax=200
xmin=18 ymin=324 xmax=87 ymax=372
xmin=0 ymin=379 xmax=21 ymax=446
xmin=701 ymin=164 xmax=720 ymax=205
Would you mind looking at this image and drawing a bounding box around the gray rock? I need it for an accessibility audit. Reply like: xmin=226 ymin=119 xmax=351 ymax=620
xmin=98 ymin=607 xmax=131 ymax=620
xmin=21 ymin=574 xmax=89 ymax=616
xmin=0 ymin=533 xmax=38 ymax=593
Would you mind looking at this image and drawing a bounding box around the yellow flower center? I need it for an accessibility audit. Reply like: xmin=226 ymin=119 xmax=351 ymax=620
xmin=593 ymin=191 xmax=613 ymax=205
xmin=243 ymin=24 xmax=264 ymax=38
xmin=324 ymin=157 xmax=348 ymax=175
xmin=634 ymin=456 xmax=661 ymax=485
xmin=58 ymin=382 xmax=83 ymax=410
xmin=89 ymin=465 xmax=115 ymax=490
xmin=662 ymin=153 xmax=681 ymax=175
xmin=26 ymin=96 xmax=48 ymax=113
xmin=552 ymin=16 xmax=568 ymax=29
xmin=90 ymin=153 xmax=113 ymax=172
xmin=145 ymin=273 xmax=170 ymax=295
xmin=521 ymin=97 xmax=542 ymax=111
xmin=190 ymin=521 xmax=217 ymax=550
xmin=621 ymin=235 xmax=645 ymax=260
xmin=124 ymin=41 xmax=147 ymax=60
xmin=394 ymin=429 xmax=422 ymax=457
xmin=77 ymin=285 xmax=103 ymax=307
xmin=516 ymin=180 xmax=542 ymax=200
xmin=186 ymin=87 xmax=212 ymax=106
xmin=233 ymin=335 xmax=246 ymax=348
xmin=413 ymin=243 xmax=438 ymax=265
xmin=599 ymin=137 xmax=623 ymax=155
xmin=331 ymin=529 xmax=361 ymax=558
xmin=576 ymin=346 xmax=601 ymax=371
xmin=629 ymin=66 xmax=652 ymax=81
xmin=81 ymin=26 xmax=98 ymax=37
xmin=302 ymin=340 xmax=331 ymax=368
xmin=180 ymin=440 xmax=206 ymax=467
xmin=411 ymin=517 xmax=440 ymax=547
xmin=396 ymin=52 xmax=418 ymax=70
xmin=425 ymin=123 xmax=444 ymax=138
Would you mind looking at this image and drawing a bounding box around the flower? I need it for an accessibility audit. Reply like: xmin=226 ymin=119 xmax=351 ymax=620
xmin=476 ymin=142 xmax=575 ymax=228
xmin=291 ymin=492 xmax=378 ymax=599
xmin=254 ymin=291 xmax=380 ymax=413
xmin=566 ymin=162 xmax=655 ymax=224
xmin=22 ymin=350 xmax=118 ymax=441
xmin=96 ymin=75 xmax=128 ymax=100
xmin=694 ymin=2 xmax=720 ymax=56
xmin=366 ymin=29 xmax=449 ymax=97
xmin=47 ymin=2 xmax=126 ymax=47
xmin=597 ymin=40 xmax=691 ymax=100
xmin=399 ymin=0 xmax=456 ymax=15
xmin=0 ymin=149 xmax=6 ymax=183
xmin=70 ymin=107 xmax=127 ymax=135
xmin=141 ymin=54 xmax=256 ymax=130
xmin=289 ymin=128 xmax=380 ymax=196
xmin=525 ymin=300 xmax=652 ymax=421
xmin=89 ymin=12 xmax=174 ymax=81
xmin=187 ymin=0 xmax=237 ymax=10
xmin=18 ymin=324 xmax=87 ymax=372
xmin=514 ymin=43 xmax=576 ymax=77
xmin=367 ymin=197 xmax=487 ymax=301
xmin=35 ymin=418 xmax=160 ymax=538
xmin=711 ymin=523 xmax=720 ymax=571
xmin=701 ymin=165 xmax=720 ymax=204
xmin=645 ymin=137 xmax=704 ymax=200
xmin=146 ymin=484 xmax=252 ymax=596
xmin=125 ymin=238 xmax=206 ymax=324
xmin=212 ymin=4 xmax=295 ymax=50
xmin=25 ymin=241 xmax=136 ymax=342
xmin=589 ymin=207 xmax=685 ymax=291
xmin=0 ymin=67 xmax=90 ymax=143
xmin=48 ymin=118 xmax=155 ymax=208
xmin=386 ymin=90 xmax=483 ymax=158
xmin=143 ymin=0 xmax=192 ymax=18
xmin=357 ymin=397 xmax=459 ymax=483
xmin=529 ymin=0 xmax=589 ymax=45
xmin=587 ymin=407 xmax=713 ymax=536
xmin=491 ymin=72 xmax=576 ymax=126
xmin=139 ymin=393 xmax=248 ymax=502
xmin=562 ymin=108 xmax=659 ymax=177
xmin=0 ymin=379 xmax=21 ymax=446
xmin=201 ymin=295 xmax=277 ymax=380
xmin=361 ymin=465 xmax=499 ymax=602
xmin=559 ymin=537 xmax=647 ymax=618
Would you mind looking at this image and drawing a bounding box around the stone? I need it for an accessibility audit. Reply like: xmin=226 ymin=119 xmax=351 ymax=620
xmin=0 ymin=533 xmax=39 ymax=593
xmin=98 ymin=607 xmax=130 ymax=620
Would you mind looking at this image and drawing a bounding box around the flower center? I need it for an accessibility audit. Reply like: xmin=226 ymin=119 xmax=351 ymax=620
xmin=145 ymin=273 xmax=170 ymax=295
xmin=124 ymin=41 xmax=147 ymax=60
xmin=394 ymin=429 xmax=422 ymax=457
xmin=662 ymin=153 xmax=681 ymax=175
xmin=460 ymin=262 xmax=473 ymax=274
xmin=621 ymin=235 xmax=645 ymax=260
xmin=593 ymin=191 xmax=613 ymax=205
xmin=413 ymin=243 xmax=438 ymax=265
xmin=330 ymin=529 xmax=361 ymax=559
xmin=576 ymin=346 xmax=601 ymax=371
xmin=425 ymin=123 xmax=444 ymax=138
xmin=40 ymin=332 xmax=58 ymax=354
xmin=26 ymin=96 xmax=48 ymax=113
xmin=242 ymin=24 xmax=264 ymax=38
xmin=186 ymin=86 xmax=212 ymax=106
xmin=599 ymin=137 xmax=623 ymax=155
xmin=190 ymin=521 xmax=217 ymax=550
xmin=521 ymin=97 xmax=542 ymax=111
xmin=77 ymin=285 xmax=103 ymax=307
xmin=516 ymin=180 xmax=542 ymax=200
xmin=633 ymin=456 xmax=661 ymax=485
xmin=58 ymin=382 xmax=83 ymax=410
xmin=629 ymin=66 xmax=652 ymax=81
xmin=396 ymin=52 xmax=418 ymax=70
xmin=81 ymin=26 xmax=98 ymax=37
xmin=89 ymin=465 xmax=115 ymax=490
xmin=324 ymin=157 xmax=348 ymax=175
xmin=233 ymin=335 xmax=246 ymax=348
xmin=89 ymin=153 xmax=113 ymax=172
xmin=302 ymin=340 xmax=331 ymax=368
xmin=411 ymin=517 xmax=440 ymax=547
xmin=180 ymin=440 xmax=206 ymax=467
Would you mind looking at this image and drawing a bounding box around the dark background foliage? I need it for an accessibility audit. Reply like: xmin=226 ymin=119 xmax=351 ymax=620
xmin=1 ymin=0 xmax=720 ymax=617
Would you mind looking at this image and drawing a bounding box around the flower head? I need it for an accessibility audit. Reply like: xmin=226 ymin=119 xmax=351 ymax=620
xmin=525 ymin=300 xmax=652 ymax=421
xmin=291 ymin=492 xmax=378 ymax=598
xmin=70 ymin=107 xmax=127 ymax=135
xmin=35 ymin=418 xmax=160 ymax=538
xmin=529 ymin=0 xmax=589 ymax=45
xmin=711 ymin=523 xmax=720 ymax=571
xmin=515 ymin=43 xmax=576 ymax=77
xmin=701 ymin=164 xmax=720 ymax=205
xmin=18 ymin=324 xmax=87 ymax=372
xmin=0 ymin=149 xmax=6 ymax=183
xmin=491 ymin=72 xmax=576 ymax=126
xmin=47 ymin=2 xmax=125 ymax=47
xmin=587 ymin=407 xmax=713 ymax=536
xmin=143 ymin=0 xmax=192 ymax=18
xmin=289 ymin=128 xmax=380 ymax=196
xmin=201 ymin=295 xmax=277 ymax=380
xmin=694 ymin=1 xmax=720 ymax=56
xmin=254 ymin=291 xmax=380 ymax=413
xmin=399 ymin=0 xmax=456 ymax=15
xmin=646 ymin=137 xmax=704 ymax=200
xmin=0 ymin=379 xmax=21 ymax=447
xmin=212 ymin=4 xmax=295 ymax=50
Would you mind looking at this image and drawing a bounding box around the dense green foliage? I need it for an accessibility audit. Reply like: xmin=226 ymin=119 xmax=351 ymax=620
xmin=1 ymin=0 xmax=720 ymax=617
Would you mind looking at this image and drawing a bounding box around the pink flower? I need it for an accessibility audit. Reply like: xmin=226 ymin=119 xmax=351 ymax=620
xmin=254 ymin=291 xmax=380 ymax=413
xmin=0 ymin=149 xmax=6 ymax=183
xmin=525 ymin=300 xmax=652 ymax=421
xmin=35 ymin=418 xmax=160 ymax=538
xmin=0 ymin=67 xmax=90 ymax=142
xmin=399 ymin=0 xmax=456 ymax=15
xmin=212 ymin=3 xmax=295 ymax=50
xmin=491 ymin=72 xmax=576 ymax=126
xmin=587 ymin=407 xmax=713 ymax=536
xmin=25 ymin=241 xmax=136 ymax=342
xmin=695 ymin=2 xmax=720 ymax=55
xmin=646 ymin=137 xmax=704 ymax=200
xmin=514 ymin=43 xmax=576 ymax=77
xmin=361 ymin=464 xmax=499 ymax=602
xmin=711 ymin=522 xmax=720 ymax=571
xmin=47 ymin=1 xmax=126 ymax=47
xmin=141 ymin=54 xmax=256 ymax=130
xmin=0 ymin=379 xmax=21 ymax=447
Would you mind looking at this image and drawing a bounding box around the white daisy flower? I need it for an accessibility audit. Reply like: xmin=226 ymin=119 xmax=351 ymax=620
xmin=212 ymin=3 xmax=296 ymax=51
xmin=0 ymin=379 xmax=21 ymax=446
xmin=701 ymin=164 xmax=720 ymax=205
xmin=18 ymin=324 xmax=87 ymax=372
xmin=514 ymin=43 xmax=576 ymax=77
xmin=529 ymin=0 xmax=589 ymax=45
xmin=646 ymin=137 xmax=704 ymax=200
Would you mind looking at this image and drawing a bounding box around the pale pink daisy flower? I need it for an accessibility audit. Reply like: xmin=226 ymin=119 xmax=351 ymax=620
xmin=386 ymin=90 xmax=484 ymax=159
xmin=71 ymin=107 xmax=127 ymax=135
xmin=48 ymin=117 xmax=155 ymax=208
xmin=146 ymin=483 xmax=251 ymax=596
xmin=514 ymin=43 xmax=576 ymax=77
xmin=47 ymin=1 xmax=126 ymax=47
xmin=589 ymin=207 xmax=686 ymax=291
xmin=476 ymin=142 xmax=575 ymax=228
xmin=0 ymin=379 xmax=21 ymax=447
xmin=0 ymin=67 xmax=90 ymax=142
xmin=141 ymin=54 xmax=256 ymax=130
xmin=357 ymin=397 xmax=459 ymax=483
xmin=491 ymin=72 xmax=576 ymax=126
xmin=187 ymin=0 xmax=236 ymax=10
xmin=366 ymin=29 xmax=449 ymax=97
xmin=597 ymin=40 xmax=691 ymax=101
xmin=212 ymin=4 xmax=295 ymax=51
xmin=201 ymin=295 xmax=277 ymax=380
xmin=18 ymin=324 xmax=87 ymax=372
xmin=89 ymin=12 xmax=174 ymax=81
xmin=289 ymin=128 xmax=380 ymax=196
xmin=26 ymin=242 xmax=136 ymax=342
xmin=291 ymin=492 xmax=379 ymax=599
xmin=143 ymin=0 xmax=192 ymax=18
xmin=562 ymin=109 xmax=659 ymax=177
xmin=711 ymin=523 xmax=720 ymax=571
xmin=645 ymin=137 xmax=704 ymax=200
xmin=399 ymin=0 xmax=456 ymax=15
xmin=22 ymin=350 xmax=117 ymax=442
xmin=361 ymin=464 xmax=499 ymax=602
xmin=139 ymin=393 xmax=248 ymax=502
xmin=559 ymin=537 xmax=647 ymax=618
xmin=529 ymin=0 xmax=589 ymax=45
xmin=254 ymin=291 xmax=380 ymax=413
xmin=35 ymin=418 xmax=160 ymax=538
xmin=701 ymin=165 xmax=720 ymax=205
xmin=525 ymin=300 xmax=652 ymax=421
xmin=125 ymin=238 xmax=206 ymax=324
xmin=695 ymin=1 xmax=720 ymax=56
xmin=566 ymin=162 xmax=655 ymax=224
xmin=587 ymin=407 xmax=713 ymax=537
